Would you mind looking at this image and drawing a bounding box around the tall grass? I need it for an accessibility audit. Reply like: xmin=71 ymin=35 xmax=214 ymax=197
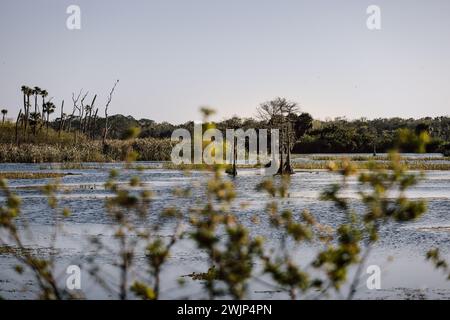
xmin=0 ymin=172 xmax=66 ymax=179
xmin=0 ymin=122 xmax=175 ymax=163
xmin=307 ymin=155 xmax=449 ymax=161
xmin=0 ymin=139 xmax=174 ymax=163
xmin=103 ymin=138 xmax=176 ymax=162
xmin=0 ymin=143 xmax=105 ymax=163
xmin=0 ymin=121 xmax=176 ymax=162
xmin=292 ymin=161 xmax=450 ymax=170
xmin=0 ymin=122 xmax=89 ymax=145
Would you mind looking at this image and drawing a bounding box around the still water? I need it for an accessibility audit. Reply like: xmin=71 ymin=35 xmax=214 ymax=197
xmin=0 ymin=159 xmax=449 ymax=299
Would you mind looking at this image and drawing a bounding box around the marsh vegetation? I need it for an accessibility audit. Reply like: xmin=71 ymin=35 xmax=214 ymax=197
xmin=0 ymin=109 xmax=449 ymax=300
xmin=0 ymin=95 xmax=449 ymax=300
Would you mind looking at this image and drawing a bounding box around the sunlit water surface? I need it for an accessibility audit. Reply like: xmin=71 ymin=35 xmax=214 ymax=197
xmin=0 ymin=158 xmax=449 ymax=299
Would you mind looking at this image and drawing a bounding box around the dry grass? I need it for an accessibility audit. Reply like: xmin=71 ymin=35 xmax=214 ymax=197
xmin=0 ymin=123 xmax=175 ymax=163
xmin=0 ymin=138 xmax=175 ymax=163
xmin=417 ymin=226 xmax=450 ymax=233
xmin=292 ymin=161 xmax=450 ymax=171
xmin=0 ymin=172 xmax=67 ymax=179
xmin=0 ymin=122 xmax=89 ymax=145
xmin=157 ymin=160 xmax=450 ymax=171
xmin=306 ymin=155 xmax=449 ymax=161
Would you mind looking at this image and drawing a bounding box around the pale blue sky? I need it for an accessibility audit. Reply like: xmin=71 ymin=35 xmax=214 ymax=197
xmin=1 ymin=0 xmax=449 ymax=123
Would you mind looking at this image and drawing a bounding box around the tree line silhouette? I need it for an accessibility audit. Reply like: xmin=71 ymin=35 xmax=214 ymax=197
xmin=7 ymin=82 xmax=119 ymax=146
xmin=2 ymin=90 xmax=449 ymax=157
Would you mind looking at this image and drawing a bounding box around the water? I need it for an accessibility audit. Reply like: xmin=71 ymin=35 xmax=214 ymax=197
xmin=0 ymin=159 xmax=449 ymax=299
xmin=293 ymin=153 xmax=445 ymax=159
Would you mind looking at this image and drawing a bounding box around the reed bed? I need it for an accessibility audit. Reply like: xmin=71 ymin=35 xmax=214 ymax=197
xmin=158 ymin=160 xmax=450 ymax=171
xmin=305 ymin=155 xmax=449 ymax=161
xmin=292 ymin=161 xmax=450 ymax=171
xmin=0 ymin=172 xmax=66 ymax=179
xmin=0 ymin=138 xmax=175 ymax=163
xmin=0 ymin=143 xmax=105 ymax=163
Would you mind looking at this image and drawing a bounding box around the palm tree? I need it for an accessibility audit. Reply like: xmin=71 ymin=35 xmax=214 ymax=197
xmin=32 ymin=87 xmax=42 ymax=135
xmin=1 ymin=109 xmax=7 ymax=123
xmin=33 ymin=87 xmax=41 ymax=114
xmin=43 ymin=102 xmax=49 ymax=127
xmin=20 ymin=85 xmax=27 ymax=114
xmin=40 ymin=89 xmax=48 ymax=119
xmin=29 ymin=112 xmax=41 ymax=134
xmin=43 ymin=102 xmax=56 ymax=133
xmin=21 ymin=86 xmax=32 ymax=133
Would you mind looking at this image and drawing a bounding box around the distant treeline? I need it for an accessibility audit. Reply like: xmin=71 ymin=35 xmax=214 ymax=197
xmin=3 ymin=85 xmax=449 ymax=156
xmin=48 ymin=114 xmax=450 ymax=155
xmin=295 ymin=117 xmax=450 ymax=154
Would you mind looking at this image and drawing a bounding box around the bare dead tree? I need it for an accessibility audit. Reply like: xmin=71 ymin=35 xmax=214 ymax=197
xmin=82 ymin=105 xmax=89 ymax=134
xmin=69 ymin=90 xmax=82 ymax=133
xmin=22 ymin=87 xmax=33 ymax=141
xmin=79 ymin=91 xmax=89 ymax=133
xmin=86 ymin=95 xmax=97 ymax=136
xmin=58 ymin=100 xmax=65 ymax=137
xmin=70 ymin=89 xmax=88 ymax=143
xmin=91 ymin=108 xmax=98 ymax=139
xmin=103 ymin=80 xmax=119 ymax=145
xmin=257 ymin=97 xmax=299 ymax=175
xmin=82 ymin=94 xmax=97 ymax=134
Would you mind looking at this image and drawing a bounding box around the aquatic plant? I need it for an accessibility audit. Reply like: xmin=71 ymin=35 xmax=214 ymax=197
xmin=426 ymin=249 xmax=450 ymax=280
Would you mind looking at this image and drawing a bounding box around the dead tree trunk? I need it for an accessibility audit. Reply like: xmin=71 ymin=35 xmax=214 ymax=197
xmin=79 ymin=92 xmax=88 ymax=135
xmin=24 ymin=95 xmax=30 ymax=139
xmin=70 ymin=90 xmax=82 ymax=140
xmin=277 ymin=126 xmax=284 ymax=175
xmin=103 ymin=80 xmax=119 ymax=146
xmin=58 ymin=100 xmax=64 ymax=137
xmin=15 ymin=109 xmax=22 ymax=146
xmin=86 ymin=95 xmax=97 ymax=136
xmin=103 ymin=111 xmax=109 ymax=145
xmin=285 ymin=129 xmax=294 ymax=174
xmin=232 ymin=135 xmax=237 ymax=176
xmin=91 ymin=108 xmax=98 ymax=139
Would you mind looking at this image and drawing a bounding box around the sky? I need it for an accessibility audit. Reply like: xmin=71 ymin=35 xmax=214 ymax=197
xmin=0 ymin=0 xmax=449 ymax=124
